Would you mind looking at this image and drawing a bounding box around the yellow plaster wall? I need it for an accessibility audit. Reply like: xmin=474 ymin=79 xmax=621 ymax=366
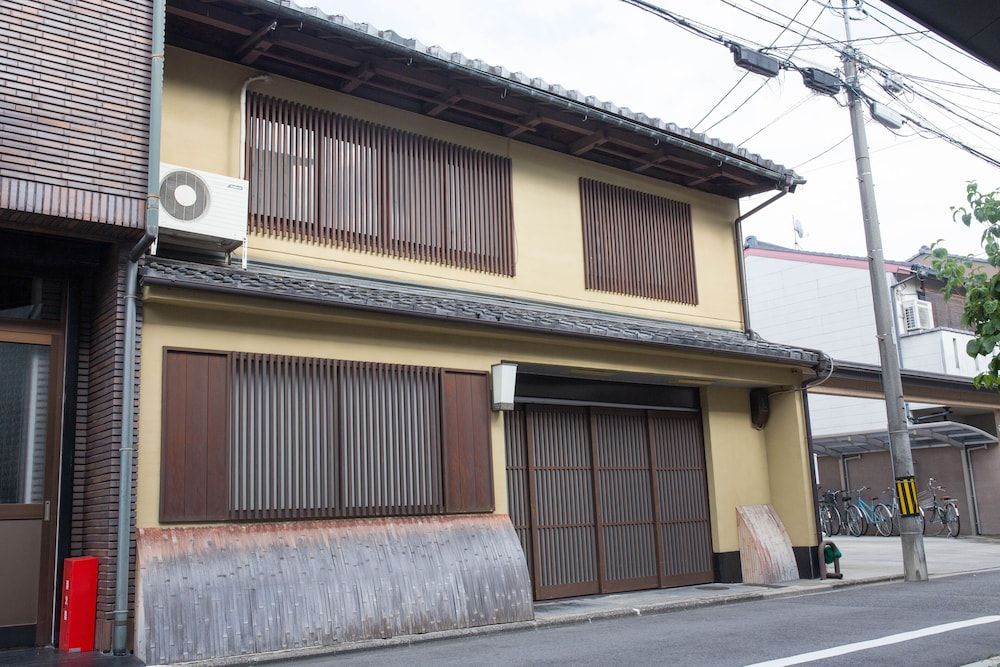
xmin=136 ymin=288 xmax=804 ymax=533
xmin=161 ymin=47 xmax=744 ymax=329
xmin=702 ymin=387 xmax=819 ymax=552
xmin=701 ymin=387 xmax=771 ymax=553
xmin=763 ymin=391 xmax=818 ymax=546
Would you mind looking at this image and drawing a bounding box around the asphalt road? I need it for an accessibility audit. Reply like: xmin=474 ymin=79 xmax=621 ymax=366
xmin=286 ymin=569 xmax=1000 ymax=667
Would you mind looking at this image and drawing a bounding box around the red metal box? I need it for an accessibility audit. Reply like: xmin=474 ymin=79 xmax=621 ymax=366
xmin=58 ymin=556 xmax=98 ymax=653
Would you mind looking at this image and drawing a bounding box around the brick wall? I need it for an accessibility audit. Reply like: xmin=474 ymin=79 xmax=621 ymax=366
xmin=0 ymin=0 xmax=151 ymax=230
xmin=72 ymin=248 xmax=141 ymax=650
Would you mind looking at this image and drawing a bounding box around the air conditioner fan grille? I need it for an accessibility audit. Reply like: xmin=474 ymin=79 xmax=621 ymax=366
xmin=161 ymin=170 xmax=210 ymax=222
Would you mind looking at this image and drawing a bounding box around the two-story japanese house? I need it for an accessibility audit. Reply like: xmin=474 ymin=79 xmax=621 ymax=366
xmin=3 ymin=0 xmax=829 ymax=661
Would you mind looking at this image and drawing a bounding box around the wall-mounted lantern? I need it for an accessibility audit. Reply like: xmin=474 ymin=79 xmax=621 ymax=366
xmin=491 ymin=362 xmax=517 ymax=411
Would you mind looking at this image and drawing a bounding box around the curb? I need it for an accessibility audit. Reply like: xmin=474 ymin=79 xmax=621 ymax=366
xmin=173 ymin=573 xmax=913 ymax=666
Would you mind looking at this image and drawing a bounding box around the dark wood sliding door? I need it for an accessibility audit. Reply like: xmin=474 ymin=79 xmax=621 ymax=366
xmin=506 ymin=405 xmax=712 ymax=600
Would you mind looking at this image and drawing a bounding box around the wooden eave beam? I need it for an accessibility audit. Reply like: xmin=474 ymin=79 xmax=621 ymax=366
xmin=168 ymin=0 xmax=255 ymax=35
xmin=170 ymin=0 xmax=769 ymax=190
xmin=340 ymin=61 xmax=374 ymax=93
xmin=424 ymin=87 xmax=464 ymax=117
xmin=260 ymin=52 xmax=536 ymax=134
xmin=685 ymin=171 xmax=722 ymax=187
xmin=506 ymin=113 xmax=542 ymax=137
xmin=568 ymin=130 xmax=608 ymax=156
xmin=234 ymin=18 xmax=276 ymax=64
xmin=718 ymin=169 xmax=758 ymax=186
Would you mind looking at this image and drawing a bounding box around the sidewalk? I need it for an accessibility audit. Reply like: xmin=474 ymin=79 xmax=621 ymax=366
xmin=7 ymin=536 xmax=998 ymax=666
xmin=185 ymin=535 xmax=1000 ymax=665
xmin=827 ymin=534 xmax=1000 ymax=578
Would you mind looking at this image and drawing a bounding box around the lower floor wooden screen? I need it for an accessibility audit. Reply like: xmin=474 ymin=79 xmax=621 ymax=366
xmin=161 ymin=349 xmax=493 ymax=523
xmin=505 ymin=405 xmax=713 ymax=600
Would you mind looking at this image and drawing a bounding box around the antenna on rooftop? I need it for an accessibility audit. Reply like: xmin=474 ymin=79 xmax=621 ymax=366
xmin=792 ymin=217 xmax=804 ymax=249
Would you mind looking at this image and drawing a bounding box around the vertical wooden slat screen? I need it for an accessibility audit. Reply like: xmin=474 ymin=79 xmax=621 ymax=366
xmin=247 ymin=92 xmax=515 ymax=275
xmin=648 ymin=412 xmax=714 ymax=586
xmin=527 ymin=407 xmax=600 ymax=599
xmin=160 ymin=350 xmax=230 ymax=522
xmin=592 ymin=410 xmax=659 ymax=593
xmin=580 ymin=178 xmax=698 ymax=304
xmin=155 ymin=351 xmax=496 ymax=524
xmin=505 ymin=404 xmax=712 ymax=600
xmin=230 ymin=354 xmax=338 ymax=519
xmin=441 ymin=370 xmax=494 ymax=513
xmin=504 ymin=410 xmax=533 ymax=584
xmin=339 ymin=361 xmax=443 ymax=516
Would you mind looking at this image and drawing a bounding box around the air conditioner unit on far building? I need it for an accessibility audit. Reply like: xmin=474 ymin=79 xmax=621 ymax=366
xmin=903 ymin=298 xmax=934 ymax=332
xmin=155 ymin=163 xmax=249 ymax=254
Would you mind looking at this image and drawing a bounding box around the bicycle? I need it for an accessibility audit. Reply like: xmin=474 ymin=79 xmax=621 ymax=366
xmin=838 ymin=488 xmax=868 ymax=537
xmin=819 ymin=490 xmax=842 ymax=536
xmin=849 ymin=487 xmax=894 ymax=537
xmin=920 ymin=478 xmax=961 ymax=537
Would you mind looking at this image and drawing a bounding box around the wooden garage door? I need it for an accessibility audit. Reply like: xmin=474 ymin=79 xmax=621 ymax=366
xmin=506 ymin=405 xmax=712 ymax=600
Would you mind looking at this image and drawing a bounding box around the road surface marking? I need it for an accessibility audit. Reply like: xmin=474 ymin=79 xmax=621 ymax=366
xmin=746 ymin=616 xmax=1000 ymax=667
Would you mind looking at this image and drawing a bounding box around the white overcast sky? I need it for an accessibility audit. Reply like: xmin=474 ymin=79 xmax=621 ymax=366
xmin=316 ymin=0 xmax=1000 ymax=261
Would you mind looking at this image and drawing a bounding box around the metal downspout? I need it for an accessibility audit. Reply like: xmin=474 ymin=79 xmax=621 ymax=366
xmin=963 ymin=444 xmax=987 ymax=535
xmin=734 ymin=186 xmax=793 ymax=336
xmin=113 ymin=0 xmax=163 ymax=654
xmin=237 ymin=74 xmax=270 ymax=269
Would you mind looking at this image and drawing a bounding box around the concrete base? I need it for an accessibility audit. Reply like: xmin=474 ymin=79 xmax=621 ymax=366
xmin=136 ymin=515 xmax=532 ymax=665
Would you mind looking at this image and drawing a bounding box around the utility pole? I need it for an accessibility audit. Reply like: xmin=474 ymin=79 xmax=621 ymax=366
xmin=840 ymin=0 xmax=928 ymax=582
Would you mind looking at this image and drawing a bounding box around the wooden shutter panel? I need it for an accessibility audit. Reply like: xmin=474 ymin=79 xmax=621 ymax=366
xmin=441 ymin=370 xmax=494 ymax=513
xmin=160 ymin=350 xmax=229 ymax=522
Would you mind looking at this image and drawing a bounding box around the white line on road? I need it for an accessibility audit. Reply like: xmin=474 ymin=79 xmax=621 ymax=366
xmin=745 ymin=616 xmax=1000 ymax=667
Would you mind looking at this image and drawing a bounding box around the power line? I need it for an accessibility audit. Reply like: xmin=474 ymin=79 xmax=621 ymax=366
xmin=618 ymin=0 xmax=746 ymax=48
xmin=620 ymin=0 xmax=1000 ymax=174
xmin=792 ymin=130 xmax=855 ymax=169
xmin=690 ymin=0 xmax=811 ymax=131
xmin=767 ymin=29 xmax=928 ymax=50
xmin=701 ymin=3 xmax=827 ymax=134
xmin=861 ymin=7 xmax=1000 ymax=97
xmin=737 ymin=92 xmax=814 ymax=146
xmin=861 ymin=1 xmax=995 ymax=71
xmin=899 ymin=112 xmax=1000 ymax=169
xmin=808 ymin=111 xmax=1000 ymax=173
xmin=717 ymin=0 xmax=842 ymax=47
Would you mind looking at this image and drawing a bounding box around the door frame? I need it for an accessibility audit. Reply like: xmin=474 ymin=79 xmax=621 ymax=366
xmin=0 ymin=320 xmax=65 ymax=646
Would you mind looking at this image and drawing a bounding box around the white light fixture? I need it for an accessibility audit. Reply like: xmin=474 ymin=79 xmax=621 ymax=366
xmin=491 ymin=362 xmax=517 ymax=411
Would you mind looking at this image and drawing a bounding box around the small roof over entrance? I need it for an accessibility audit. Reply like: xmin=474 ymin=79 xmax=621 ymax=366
xmin=812 ymin=421 xmax=997 ymax=457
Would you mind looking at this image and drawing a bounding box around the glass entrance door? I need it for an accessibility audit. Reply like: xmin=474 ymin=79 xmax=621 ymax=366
xmin=0 ymin=329 xmax=61 ymax=648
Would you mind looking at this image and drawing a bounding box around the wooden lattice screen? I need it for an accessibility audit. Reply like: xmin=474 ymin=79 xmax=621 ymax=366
xmin=580 ymin=178 xmax=698 ymax=304
xmin=246 ymin=93 xmax=516 ymax=275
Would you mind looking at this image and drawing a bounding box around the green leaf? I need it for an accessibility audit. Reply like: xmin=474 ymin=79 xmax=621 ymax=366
xmin=967 ymin=339 xmax=982 ymax=356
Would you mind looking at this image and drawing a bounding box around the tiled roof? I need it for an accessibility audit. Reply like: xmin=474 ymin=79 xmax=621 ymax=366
xmin=142 ymin=258 xmax=824 ymax=370
xmin=744 ymin=237 xmax=913 ymax=268
xmin=249 ymin=0 xmax=803 ymax=188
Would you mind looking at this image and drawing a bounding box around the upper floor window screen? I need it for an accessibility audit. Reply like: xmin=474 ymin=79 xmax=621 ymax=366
xmin=247 ymin=93 xmax=515 ymax=275
xmin=580 ymin=178 xmax=698 ymax=304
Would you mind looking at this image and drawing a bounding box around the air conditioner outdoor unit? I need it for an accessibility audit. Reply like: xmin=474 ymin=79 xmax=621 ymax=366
xmin=903 ymin=299 xmax=934 ymax=332
xmin=156 ymin=163 xmax=248 ymax=253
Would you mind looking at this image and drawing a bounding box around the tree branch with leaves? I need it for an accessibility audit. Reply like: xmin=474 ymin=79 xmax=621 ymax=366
xmin=931 ymin=182 xmax=1000 ymax=389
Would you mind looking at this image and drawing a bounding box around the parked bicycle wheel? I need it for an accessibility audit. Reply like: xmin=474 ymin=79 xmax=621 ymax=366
xmin=820 ymin=504 xmax=841 ymax=536
xmin=945 ymin=502 xmax=961 ymax=537
xmin=873 ymin=503 xmax=893 ymax=537
xmin=845 ymin=505 xmax=866 ymax=537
